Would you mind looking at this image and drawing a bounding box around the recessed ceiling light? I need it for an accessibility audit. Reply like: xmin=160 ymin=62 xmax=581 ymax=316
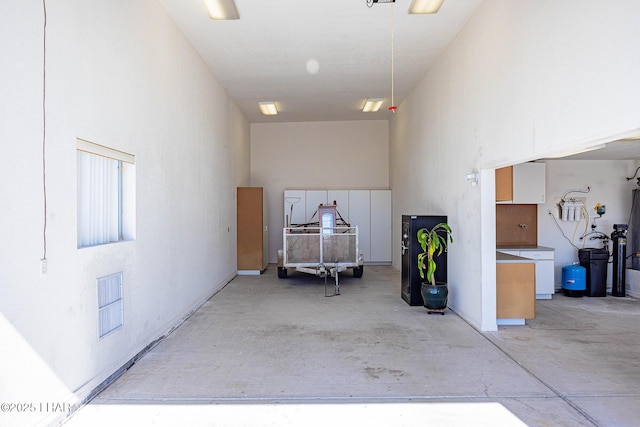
xmin=409 ymin=0 xmax=445 ymax=14
xmin=203 ymin=0 xmax=239 ymax=20
xmin=362 ymin=98 xmax=384 ymax=113
xmin=258 ymin=102 xmax=278 ymax=116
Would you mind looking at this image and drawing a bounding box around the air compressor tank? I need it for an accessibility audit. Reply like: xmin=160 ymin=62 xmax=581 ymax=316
xmin=562 ymin=264 xmax=586 ymax=297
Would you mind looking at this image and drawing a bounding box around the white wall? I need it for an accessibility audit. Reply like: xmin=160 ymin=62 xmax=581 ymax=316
xmin=539 ymin=160 xmax=639 ymax=293
xmin=250 ymin=121 xmax=389 ymax=262
xmin=0 ymin=1 xmax=250 ymax=425
xmin=390 ymin=0 xmax=640 ymax=331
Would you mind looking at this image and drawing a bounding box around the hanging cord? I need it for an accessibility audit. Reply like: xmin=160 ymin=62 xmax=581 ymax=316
xmin=574 ymin=205 xmax=589 ymax=248
xmin=561 ymin=186 xmax=590 ymax=201
xmin=42 ymin=0 xmax=48 ymax=261
xmin=388 ymin=3 xmax=397 ymax=112
xmin=548 ymin=211 xmax=580 ymax=250
xmin=628 ymin=187 xmax=639 ymax=226
xmin=627 ymin=189 xmax=639 ymax=263
xmin=626 ymin=166 xmax=640 ymax=181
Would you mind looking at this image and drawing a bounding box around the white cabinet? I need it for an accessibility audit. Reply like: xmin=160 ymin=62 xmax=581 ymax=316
xmin=497 ymin=248 xmax=555 ymax=299
xmin=348 ymin=190 xmax=371 ymax=262
xmin=328 ymin=190 xmax=349 ymax=220
xmin=520 ymin=249 xmax=555 ymax=299
xmin=305 ymin=190 xmax=327 ymax=222
xmin=370 ymin=190 xmax=392 ymax=263
xmin=283 ymin=189 xmax=391 ymax=263
xmin=283 ymin=190 xmax=306 ymax=226
xmin=513 ymin=163 xmax=546 ymax=204
xmin=497 ymin=162 xmax=546 ymax=204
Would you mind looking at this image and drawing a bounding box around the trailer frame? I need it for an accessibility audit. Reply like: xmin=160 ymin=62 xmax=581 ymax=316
xmin=277 ymin=225 xmax=364 ymax=294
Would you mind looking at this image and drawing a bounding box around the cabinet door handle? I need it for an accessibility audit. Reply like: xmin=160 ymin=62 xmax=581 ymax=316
xmin=519 ymin=223 xmax=526 ymax=228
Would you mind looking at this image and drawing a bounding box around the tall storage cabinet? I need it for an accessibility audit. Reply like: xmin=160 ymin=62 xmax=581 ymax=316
xmin=371 ymin=190 xmax=392 ymax=263
xmin=348 ymin=190 xmax=371 ymax=262
xmin=237 ymin=187 xmax=268 ymax=274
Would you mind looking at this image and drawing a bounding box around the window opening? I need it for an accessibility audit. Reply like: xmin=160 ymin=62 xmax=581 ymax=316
xmin=77 ymin=139 xmax=135 ymax=248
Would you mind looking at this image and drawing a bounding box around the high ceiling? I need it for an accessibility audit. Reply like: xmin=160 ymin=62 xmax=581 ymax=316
xmin=158 ymin=0 xmax=483 ymax=123
xmin=158 ymin=0 xmax=640 ymax=160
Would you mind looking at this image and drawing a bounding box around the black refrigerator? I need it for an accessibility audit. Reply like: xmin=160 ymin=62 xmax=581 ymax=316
xmin=401 ymin=215 xmax=448 ymax=306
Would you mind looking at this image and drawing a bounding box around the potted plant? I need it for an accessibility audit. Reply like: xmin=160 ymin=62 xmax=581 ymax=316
xmin=417 ymin=222 xmax=453 ymax=314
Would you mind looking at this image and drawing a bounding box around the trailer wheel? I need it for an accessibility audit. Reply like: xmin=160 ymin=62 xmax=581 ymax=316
xmin=353 ymin=265 xmax=364 ymax=278
xmin=278 ymin=267 xmax=288 ymax=278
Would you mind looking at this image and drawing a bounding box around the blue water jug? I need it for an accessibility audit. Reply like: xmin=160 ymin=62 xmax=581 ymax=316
xmin=562 ymin=264 xmax=586 ymax=297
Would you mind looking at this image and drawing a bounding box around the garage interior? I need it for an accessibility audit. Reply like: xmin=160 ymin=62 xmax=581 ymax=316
xmin=66 ymin=267 xmax=639 ymax=426
xmin=2 ymin=1 xmax=640 ymax=426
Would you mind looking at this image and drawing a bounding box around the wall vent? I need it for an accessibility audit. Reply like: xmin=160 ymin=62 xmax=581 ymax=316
xmin=97 ymin=272 xmax=123 ymax=339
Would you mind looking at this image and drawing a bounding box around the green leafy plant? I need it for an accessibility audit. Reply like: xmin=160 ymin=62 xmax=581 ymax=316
xmin=417 ymin=223 xmax=453 ymax=286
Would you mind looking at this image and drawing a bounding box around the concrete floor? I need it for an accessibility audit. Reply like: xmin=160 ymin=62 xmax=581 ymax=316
xmin=65 ymin=265 xmax=640 ymax=426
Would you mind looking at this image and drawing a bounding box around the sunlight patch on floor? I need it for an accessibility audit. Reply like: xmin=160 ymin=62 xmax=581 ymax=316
xmin=65 ymin=401 xmax=527 ymax=426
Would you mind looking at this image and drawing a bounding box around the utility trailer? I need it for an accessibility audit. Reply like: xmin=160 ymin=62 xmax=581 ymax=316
xmin=277 ymin=203 xmax=364 ymax=295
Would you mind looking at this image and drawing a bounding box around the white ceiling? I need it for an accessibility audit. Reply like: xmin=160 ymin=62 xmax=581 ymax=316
xmin=158 ymin=0 xmax=483 ymax=123
xmin=158 ymin=0 xmax=640 ymax=161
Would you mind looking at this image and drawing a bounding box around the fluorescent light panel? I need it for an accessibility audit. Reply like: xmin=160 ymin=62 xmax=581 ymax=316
xmin=204 ymin=0 xmax=239 ymax=20
xmin=258 ymin=102 xmax=278 ymax=116
xmin=409 ymin=0 xmax=445 ymax=14
xmin=363 ymin=98 xmax=384 ymax=113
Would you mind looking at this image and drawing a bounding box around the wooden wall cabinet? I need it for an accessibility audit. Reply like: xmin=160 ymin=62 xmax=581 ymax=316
xmin=496 ymin=163 xmax=546 ymax=204
xmin=495 ymin=166 xmax=513 ymax=202
xmin=496 ymin=204 xmax=538 ymax=247
xmin=237 ymin=187 xmax=268 ymax=274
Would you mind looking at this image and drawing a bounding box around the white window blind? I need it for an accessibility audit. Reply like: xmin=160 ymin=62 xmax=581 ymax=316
xmin=77 ymin=139 xmax=135 ymax=248
xmin=97 ymin=272 xmax=123 ymax=339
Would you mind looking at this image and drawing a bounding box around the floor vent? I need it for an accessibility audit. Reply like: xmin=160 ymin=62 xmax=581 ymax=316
xmin=97 ymin=272 xmax=123 ymax=339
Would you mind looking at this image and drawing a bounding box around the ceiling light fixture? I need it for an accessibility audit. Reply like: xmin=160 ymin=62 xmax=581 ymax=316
xmin=203 ymin=0 xmax=239 ymax=20
xmin=258 ymin=102 xmax=278 ymax=116
xmin=409 ymin=0 xmax=445 ymax=14
xmin=363 ymin=98 xmax=384 ymax=113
